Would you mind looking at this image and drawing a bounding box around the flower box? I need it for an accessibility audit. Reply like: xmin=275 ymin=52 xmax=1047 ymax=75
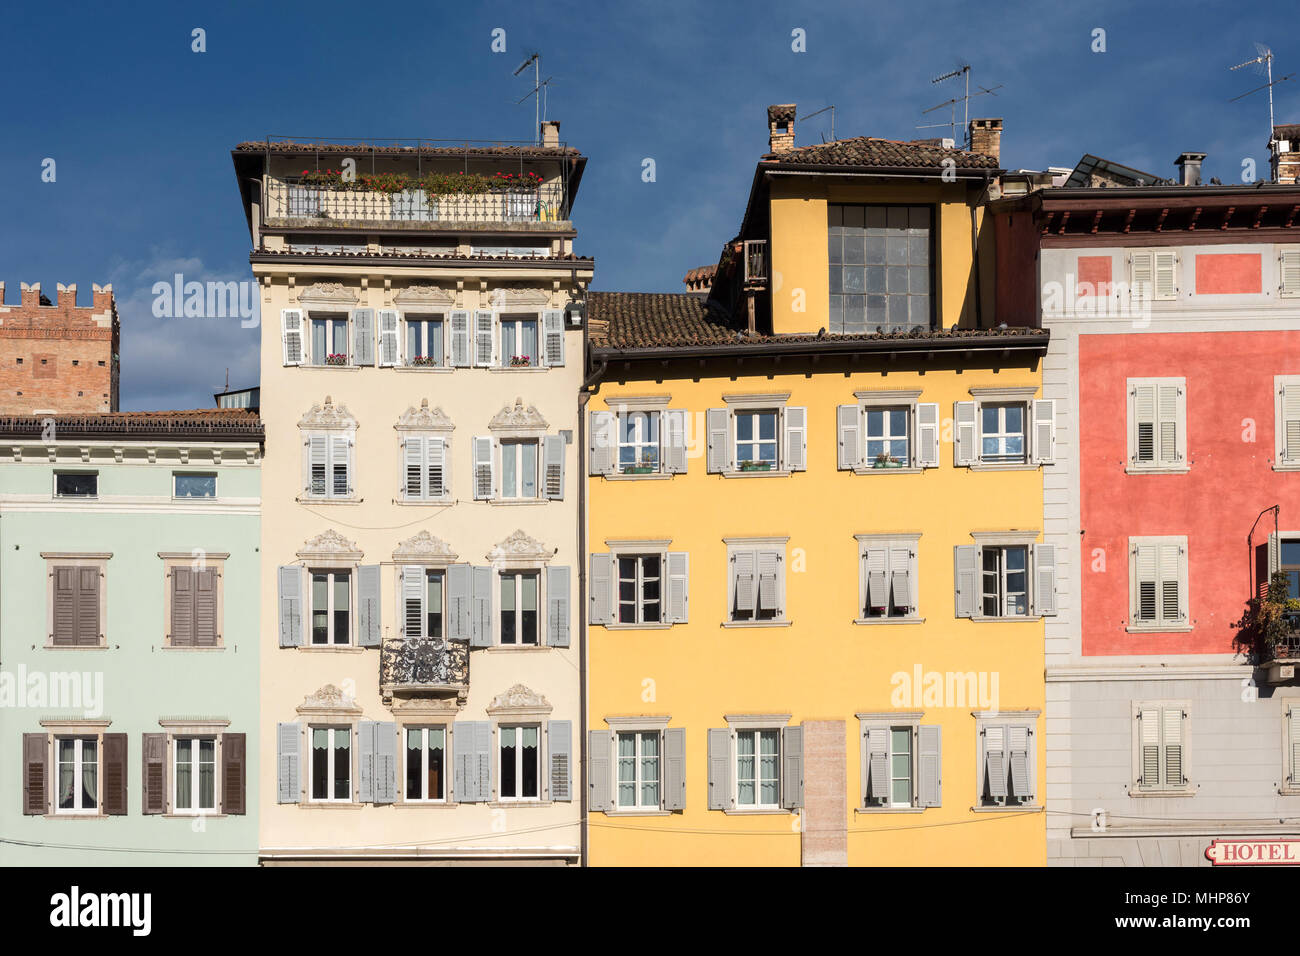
xmin=325 ymin=354 xmax=348 ymax=367
xmin=622 ymin=465 xmax=655 ymax=475
xmin=410 ymin=356 xmax=439 ymax=368
xmin=871 ymin=458 xmax=906 ymax=469
xmin=509 ymin=356 xmax=533 ymax=367
xmin=739 ymin=461 xmax=773 ymax=472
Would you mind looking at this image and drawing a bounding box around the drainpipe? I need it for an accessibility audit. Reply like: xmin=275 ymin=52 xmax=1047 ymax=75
xmin=971 ymin=173 xmax=988 ymax=329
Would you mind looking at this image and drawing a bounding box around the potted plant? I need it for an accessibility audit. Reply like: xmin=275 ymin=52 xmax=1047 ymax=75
xmin=325 ymin=352 xmax=348 ymax=367
xmin=509 ymin=355 xmax=532 ymax=367
xmin=872 ymin=451 xmax=905 ymax=469
xmin=1235 ymin=571 xmax=1300 ymax=661
xmin=623 ymin=452 xmax=656 ymax=475
xmin=410 ymin=355 xmax=438 ymax=367
xmin=740 ymin=459 xmax=771 ymax=472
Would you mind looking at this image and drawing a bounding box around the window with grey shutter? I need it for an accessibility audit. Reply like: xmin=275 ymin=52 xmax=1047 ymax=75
xmin=781 ymin=726 xmax=803 ymax=809
xmin=374 ymin=722 xmax=397 ymax=804
xmin=277 ymin=722 xmax=301 ymax=803
xmin=547 ymin=566 xmax=570 ymax=647
xmin=664 ymin=409 xmax=689 ymax=474
xmin=1130 ymin=538 xmax=1186 ymax=626
xmin=281 ymin=308 xmax=305 ymax=365
xmin=1138 ymin=706 xmax=1186 ymax=791
xmin=917 ymin=725 xmax=941 ymax=807
xmin=358 ymin=720 xmax=377 ymax=803
xmin=23 ymin=733 xmax=47 ymax=815
xmin=473 ymin=310 xmax=495 ymax=367
xmin=351 ymin=308 xmax=375 ymax=366
xmin=589 ymin=410 xmax=616 ymax=476
xmin=222 ymin=732 xmax=246 ymax=815
xmin=1032 ymin=399 xmax=1056 ymax=465
xmin=953 ymin=546 xmax=978 ymax=618
xmin=472 ymin=436 xmax=494 ymax=499
xmin=542 ymin=309 xmax=565 ymax=366
xmin=357 ymin=565 xmax=381 ymax=647
xmin=588 ymin=730 xmax=613 ymax=812
xmin=1033 ymin=544 xmax=1057 ymax=616
xmin=470 ymin=566 xmax=493 ymax=647
xmin=706 ymin=408 xmax=728 ymax=473
xmin=757 ymin=549 xmax=781 ymax=616
xmin=663 ymin=728 xmax=686 ymax=811
xmin=278 ymin=566 xmax=304 ymax=647
xmin=1282 ymin=248 xmax=1300 ymax=298
xmin=543 ymin=434 xmax=565 ymax=500
xmin=983 ymin=725 xmax=1008 ymax=802
xmin=784 ymin=407 xmax=807 ymax=472
xmin=837 ymin=404 xmax=860 ymax=469
xmin=732 ymin=549 xmax=756 ymax=620
xmin=142 ymin=732 xmax=165 ymax=814
xmin=707 ymin=728 xmax=731 ymax=810
xmin=954 ymin=401 xmax=976 ymax=465
xmin=1008 ymin=725 xmax=1031 ymax=802
xmin=589 ymin=554 xmax=613 ymax=626
xmin=1276 ymin=376 xmax=1300 ymax=465
xmin=1129 ymin=379 xmax=1184 ymax=468
xmin=378 ymin=309 xmax=400 ymax=366
xmin=449 ymin=310 xmax=471 ymax=367
xmin=548 ymin=720 xmax=572 ymax=801
xmin=864 ymin=727 xmax=888 ymax=806
xmin=446 ymin=564 xmax=472 ymax=640
xmin=666 ymin=552 xmax=689 ymax=623
xmin=916 ymin=402 xmax=940 ymax=467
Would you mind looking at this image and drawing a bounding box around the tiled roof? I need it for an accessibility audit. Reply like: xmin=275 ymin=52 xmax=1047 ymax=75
xmin=0 ymin=408 xmax=263 ymax=438
xmin=765 ymin=137 xmax=998 ymax=170
xmin=587 ymin=291 xmax=1044 ymax=352
xmin=683 ymin=264 xmax=717 ymax=290
xmin=252 ymin=248 xmax=593 ymax=264
xmin=235 ymin=141 xmax=581 ymax=159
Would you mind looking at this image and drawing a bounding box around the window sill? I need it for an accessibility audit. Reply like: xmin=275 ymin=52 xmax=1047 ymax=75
xmin=855 ymin=806 xmax=926 ymax=814
xmin=170 ymin=497 xmax=218 ymax=503
xmin=852 ymin=465 xmax=924 ymax=476
xmin=603 ymin=808 xmax=673 ymax=817
xmin=1273 ymin=462 xmax=1300 ymax=473
xmin=719 ymin=469 xmax=791 ymax=479
xmin=298 ymin=801 xmax=360 ymax=809
xmin=603 ymin=622 xmax=675 ymax=631
xmin=163 ymin=812 xmax=227 ymax=819
xmin=298 ymin=645 xmax=367 ymax=653
xmin=602 ymin=471 xmax=673 ymax=481
xmin=1124 ymin=465 xmax=1190 ymax=476
xmin=45 ymin=813 xmax=106 ymax=820
xmin=161 ymin=644 xmax=225 ymax=652
xmin=1125 ymin=624 xmax=1193 ymax=634
xmin=486 ymin=498 xmax=547 ymax=507
xmin=721 ymin=807 xmax=792 ymax=815
xmin=303 ymin=365 xmax=360 ymax=372
xmin=970 ymin=804 xmax=1041 ymax=813
xmin=721 ymin=619 xmax=792 ymax=629
xmin=1127 ymin=788 xmax=1196 ymax=799
xmin=395 ymin=800 xmax=457 ymax=809
xmin=393 ymin=498 xmax=453 ymax=507
xmin=970 ymin=615 xmax=1040 ymax=623
xmin=393 ymin=366 xmax=453 ymax=373
xmin=43 ymin=644 xmax=109 ymax=650
xmin=853 ymin=617 xmax=925 ymax=626
xmin=967 ymin=462 xmax=1039 ymax=472
xmin=489 ymin=366 xmax=548 ymax=373
xmin=485 ymin=644 xmax=552 ymax=653
xmin=296 ymin=496 xmax=361 ymax=506
xmin=487 ymin=800 xmax=553 ymax=808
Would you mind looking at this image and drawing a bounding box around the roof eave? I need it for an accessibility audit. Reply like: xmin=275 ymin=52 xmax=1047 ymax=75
xmin=591 ymin=330 xmax=1049 ymax=362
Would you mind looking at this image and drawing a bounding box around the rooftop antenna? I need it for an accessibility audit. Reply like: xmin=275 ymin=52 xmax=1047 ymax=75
xmin=799 ymin=104 xmax=835 ymax=142
xmin=1229 ymin=43 xmax=1293 ymax=180
xmin=917 ymin=64 xmax=1001 ymax=146
xmin=513 ymin=52 xmax=548 ymax=144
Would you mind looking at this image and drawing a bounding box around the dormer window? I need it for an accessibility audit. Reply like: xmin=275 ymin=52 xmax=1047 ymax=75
xmin=828 ymin=204 xmax=933 ymax=335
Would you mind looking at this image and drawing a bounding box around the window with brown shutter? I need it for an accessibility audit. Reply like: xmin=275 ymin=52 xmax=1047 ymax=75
xmin=141 ymin=733 xmax=166 ymax=814
xmin=194 ymin=568 xmax=218 ymax=646
xmin=52 ymin=565 xmax=100 ymax=646
xmin=171 ymin=567 xmax=194 ymax=646
xmin=22 ymin=733 xmax=47 ymax=815
xmin=222 ymin=733 xmax=246 ymax=815
xmin=76 ymin=567 xmax=99 ymax=645
xmin=102 ymin=734 xmax=127 ymax=815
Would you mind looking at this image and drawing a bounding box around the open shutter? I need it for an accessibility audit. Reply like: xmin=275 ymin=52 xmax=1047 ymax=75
xmin=378 ymin=309 xmax=400 ymax=366
xmin=470 ymin=566 xmax=493 ymax=648
xmin=476 ymin=721 xmax=493 ymax=801
xmin=1033 ymin=544 xmax=1058 ymax=616
xmin=357 ymin=564 xmax=381 ymax=647
xmin=1278 ymin=378 xmax=1300 ymax=464
xmin=589 ymin=410 xmax=616 ymax=476
xmin=357 ymin=720 xmax=376 ymax=803
xmin=77 ymin=567 xmax=100 ymax=646
xmin=547 ymin=565 xmax=570 ymax=648
xmin=589 ymin=554 xmax=614 ymax=626
xmin=473 ymin=436 xmax=494 ymax=500
xmin=277 ymin=565 xmax=304 ymax=647
xmin=757 ymin=549 xmax=781 ymax=614
xmin=866 ymin=727 xmax=888 ymax=805
xmin=277 ymin=722 xmax=300 ymax=803
xmin=1157 ymin=383 xmax=1181 ymax=465
xmin=707 ymin=728 xmax=731 ymax=810
xmin=222 ymin=732 xmax=246 ymax=815
xmin=663 ymin=728 xmax=686 ymax=811
xmin=1154 ymin=251 xmax=1177 ymax=300
xmin=1281 ymin=248 xmax=1300 ymax=297
xmin=374 ymin=722 xmax=397 ymax=804
xmin=351 ymin=308 xmax=375 ymax=366
xmin=142 ymin=732 xmax=166 ymax=814
xmin=194 ymin=567 xmax=218 ymax=646
xmin=1008 ymin=726 xmax=1031 ymax=800
xmin=453 ymin=722 xmax=471 ymax=801
xmin=588 ymin=731 xmax=613 ymax=812
xmin=542 ymin=309 xmax=565 ymax=366
xmin=664 ymin=409 xmax=689 ymax=474
xmin=548 ymin=720 xmax=572 ymax=801
xmin=102 ymin=734 xmax=126 ymax=816
xmin=402 ymin=565 xmax=425 ymax=638
xmin=473 ymin=310 xmax=495 ymax=367
xmin=1163 ymin=707 xmax=1184 ymax=787
xmin=916 ymin=402 xmax=939 ymax=468
xmin=1131 ymin=250 xmax=1154 ymax=301
xmin=171 ymin=566 xmax=194 ymax=646
xmin=427 ymin=437 xmax=446 ymax=498
xmin=1134 ymin=544 xmax=1157 ymax=623
xmin=784 ymin=407 xmax=807 ymax=472
xmin=446 ymin=564 xmax=471 ymax=640
xmin=733 ymin=550 xmax=756 ymax=616
xmin=781 ymin=725 xmax=803 ymax=809
xmin=449 ymin=310 xmax=471 ymax=367
xmin=917 ymin=725 xmax=942 ymax=808
xmin=706 ymin=408 xmax=729 ymax=473
xmin=865 ymin=547 xmax=887 ymax=614
xmin=1158 ymin=542 xmax=1183 ymax=623
xmin=1290 ymin=708 xmax=1300 ymax=787
xmin=667 ymin=552 xmax=690 ymax=624
xmin=1032 ymin=399 xmax=1056 ymax=465
xmin=954 ymin=401 xmax=976 ymax=465
xmin=954 ymin=545 xmax=978 ymax=618
xmin=403 ymin=436 xmax=425 ymax=499
xmin=280 ymin=308 xmax=304 ymax=366
xmin=331 ymin=435 xmax=352 ymax=497
xmin=984 ymin=725 xmax=1007 ymax=800
xmin=52 ymin=567 xmax=75 ymax=645
xmin=22 ymin=734 xmax=47 ymax=815
xmin=837 ymin=404 xmax=860 ymax=470
xmin=1139 ymin=709 xmax=1160 ymax=788
xmin=543 ymin=434 xmax=565 ymax=500
xmin=1269 ymin=532 xmax=1281 ymax=596
xmin=890 ymin=544 xmax=912 ymax=614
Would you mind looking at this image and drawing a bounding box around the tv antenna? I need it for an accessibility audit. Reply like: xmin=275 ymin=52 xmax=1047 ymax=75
xmin=513 ymin=52 xmax=553 ymax=143
xmin=917 ymin=64 xmax=1001 ymax=146
xmin=799 ymin=104 xmax=836 ymax=142
xmin=1229 ymin=43 xmax=1293 ymax=177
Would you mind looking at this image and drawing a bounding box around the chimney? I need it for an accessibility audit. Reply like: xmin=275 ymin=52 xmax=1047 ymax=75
xmin=540 ymin=120 xmax=561 ymax=148
xmin=969 ymin=118 xmax=1002 ymax=165
xmin=1272 ymin=125 xmax=1300 ymax=184
xmin=767 ymin=104 xmax=796 ymax=154
xmin=1174 ymin=151 xmax=1206 ymax=186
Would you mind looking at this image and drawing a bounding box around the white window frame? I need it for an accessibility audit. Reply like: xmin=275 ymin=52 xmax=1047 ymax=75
xmin=966 ymin=532 xmax=1043 ymax=622
xmin=1129 ymin=249 xmax=1179 ymax=303
xmin=498 ymin=570 xmax=541 ymax=646
xmin=617 ymin=409 xmax=663 ymax=474
xmin=615 ymin=552 xmax=665 ymax=626
xmin=307 ymin=312 xmax=351 ymax=366
xmin=172 ymin=471 xmax=217 ymax=500
xmin=1126 ymin=377 xmax=1188 ymax=474
xmin=172 ymin=735 xmax=218 ymax=814
xmin=1130 ymin=701 xmax=1192 ymax=796
xmin=962 ymin=387 xmax=1045 ymax=470
xmin=846 ymin=390 xmax=935 ymax=473
xmin=403 ymin=313 xmax=446 ymax=368
xmin=855 ymin=534 xmax=921 ymax=624
xmin=308 ymin=725 xmax=353 ymax=803
xmin=857 ymin=714 xmax=923 ymax=811
xmin=734 ymin=728 xmax=782 ymax=810
xmin=719 ymin=392 xmax=796 ymax=477
xmin=1127 ymin=535 xmax=1190 ymax=632
xmin=54 ymin=735 xmax=100 ymax=815
xmin=53 ymin=470 xmax=98 ymax=499
xmin=499 ymin=313 xmax=542 ymax=368
xmin=864 ymin=405 xmax=911 ymax=467
xmin=497 ymin=723 xmax=543 ymax=802
xmin=401 ymin=566 xmax=447 ymax=641
xmin=398 ymin=433 xmax=451 ymax=503
xmin=308 ymin=568 xmax=354 ymax=646
xmin=1275 ymin=375 xmax=1300 ymax=471
xmin=974 ymin=712 xmax=1039 ymax=810
xmin=722 ymin=714 xmax=792 ymax=815
xmin=615 ymin=729 xmax=663 ymax=811
xmin=402 ymin=725 xmax=448 ymax=803
xmin=733 ymin=408 xmax=780 ymax=470
xmin=981 ymin=544 xmax=1030 ymax=618
xmin=302 ymin=431 xmax=355 ymax=501
xmin=979 ymin=402 xmax=1026 ymax=464
xmin=499 ymin=438 xmax=541 ymax=499
xmin=723 ymin=536 xmax=791 ymax=627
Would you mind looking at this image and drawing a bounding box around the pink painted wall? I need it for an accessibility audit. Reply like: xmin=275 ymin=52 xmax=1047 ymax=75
xmin=1194 ymin=253 xmax=1262 ymax=295
xmin=1080 ymin=330 xmax=1300 ymax=656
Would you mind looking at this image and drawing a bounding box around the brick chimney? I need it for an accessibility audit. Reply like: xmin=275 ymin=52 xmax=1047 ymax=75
xmin=1174 ymin=151 xmax=1206 ymax=186
xmin=540 ymin=120 xmax=561 ymax=148
xmin=969 ymin=118 xmax=1002 ymax=165
xmin=1272 ymin=124 xmax=1300 ymax=184
xmin=768 ymin=104 xmax=796 ymax=154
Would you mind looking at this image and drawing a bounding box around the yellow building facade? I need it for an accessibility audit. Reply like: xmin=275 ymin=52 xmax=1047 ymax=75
xmin=584 ymin=107 xmax=1050 ymax=865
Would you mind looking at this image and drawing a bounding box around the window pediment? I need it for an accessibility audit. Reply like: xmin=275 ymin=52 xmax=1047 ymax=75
xmin=487 ymin=683 xmax=552 ymax=715
xmin=297 ymin=529 xmax=363 ymax=562
xmin=489 ymin=286 xmax=551 ymax=307
xmin=489 ymin=397 xmax=549 ymax=433
xmin=296 ymin=683 xmax=363 ymax=716
xmin=299 ymin=396 xmax=358 ymax=431
xmin=393 ymin=530 xmax=458 ymax=564
xmin=394 ymin=284 xmax=454 ymax=307
xmin=296 ymin=282 xmax=359 ymax=308
xmin=487 ymin=529 xmax=553 ymax=564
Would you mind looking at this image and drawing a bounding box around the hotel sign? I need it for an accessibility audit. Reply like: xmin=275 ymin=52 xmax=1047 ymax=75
xmin=1205 ymin=839 xmax=1300 ymax=865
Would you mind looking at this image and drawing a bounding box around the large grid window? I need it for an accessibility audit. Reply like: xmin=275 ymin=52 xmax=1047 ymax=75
xmin=982 ymin=546 xmax=1028 ymax=617
xmin=618 ymin=411 xmax=661 ymax=473
xmin=500 ymin=572 xmax=539 ymax=645
xmin=310 ymin=316 xmax=349 ymax=365
xmin=1283 ymin=539 xmax=1300 ymax=600
xmin=310 ymin=570 xmax=351 ymax=645
xmin=828 ymin=204 xmax=932 ymax=334
xmin=404 ymin=727 xmax=445 ymax=802
xmin=616 ymin=731 xmax=661 ymax=809
xmin=617 ymin=555 xmax=662 ymax=624
xmin=501 ymin=316 xmax=539 ymax=367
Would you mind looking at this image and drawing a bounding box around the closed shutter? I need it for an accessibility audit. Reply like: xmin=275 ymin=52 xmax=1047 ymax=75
xmin=402 ymin=565 xmax=425 ymax=639
xmin=374 ymin=722 xmax=397 ymax=804
xmin=784 ymin=407 xmax=807 ymax=471
xmin=76 ymin=567 xmax=99 ymax=646
xmin=757 ymin=549 xmax=781 ymax=614
xmin=52 ymin=566 xmax=76 ymax=646
xmin=1134 ymin=543 xmax=1158 ymax=623
xmin=221 ymin=732 xmax=246 ymax=815
xmin=470 ymin=566 xmax=493 ymax=647
xmin=865 ymin=727 xmax=888 ymax=805
xmin=589 ymin=554 xmax=614 ymax=626
xmin=890 ymin=544 xmax=912 ymax=614
xmin=663 ymin=728 xmax=686 ymax=811
xmin=351 ymin=308 xmax=375 ymax=366
xmin=733 ymin=550 xmax=756 ymax=616
xmin=446 ymin=564 xmax=471 ymax=640
xmin=473 ymin=310 xmax=495 ymax=367
xmin=403 ymin=436 xmax=425 ymax=499
xmin=664 ymin=409 xmax=689 ymax=474
xmin=588 ymin=410 xmax=616 ymax=476
xmin=542 ymin=309 xmax=565 ymax=366
xmin=707 ymin=728 xmax=731 ymax=810
xmin=1290 ymin=707 xmax=1300 ymax=787
xmin=1154 ymin=251 xmax=1177 ymax=300
xmin=171 ymin=566 xmax=194 ymax=646
xmin=281 ymin=308 xmax=304 ymax=365
xmin=358 ymin=720 xmax=377 ymax=803
xmin=666 ymin=552 xmax=689 ymax=623
xmin=277 ymin=566 xmax=304 ymax=647
xmin=1278 ymin=377 xmax=1300 ymax=464
xmin=357 ymin=564 xmax=381 ymax=647
xmin=307 ymin=434 xmax=327 ymax=495
xmin=837 ymin=404 xmax=859 ymax=470
xmin=1162 ymin=707 xmax=1184 ymax=787
xmin=548 ymin=720 xmax=572 ymax=801
xmin=472 ymin=436 xmax=494 ymax=500
xmin=378 ymin=309 xmax=400 ymax=366
xmin=475 ymin=721 xmax=493 ymax=801
xmin=330 ymin=436 xmax=351 ymax=497
xmin=916 ymin=402 xmax=939 ymax=468
xmin=1132 ymin=383 xmax=1156 ymax=464
xmin=1034 ymin=544 xmax=1058 ymax=616
xmin=706 ymin=408 xmax=729 ymax=473
xmin=547 ymin=566 xmax=570 ymax=647
xmin=142 ymin=732 xmax=166 ymax=814
xmin=1158 ymin=542 xmax=1184 ymax=622
xmin=865 ymin=547 xmax=888 ymax=614
xmin=1131 ymin=250 xmax=1154 ymax=300
xmin=194 ymin=567 xmax=218 ymax=646
xmin=984 ymin=725 xmax=1007 ymax=799
xmin=277 ymin=722 xmax=301 ymax=804
xmin=22 ymin=733 xmax=47 ymax=815
xmin=543 ymin=434 xmax=565 ymax=500
xmin=1139 ymin=709 xmax=1160 ymax=788
xmin=1157 ymin=383 xmax=1182 ymax=464
xmin=588 ymin=730 xmax=612 ymax=812
xmin=917 ymin=725 xmax=941 ymax=807
xmin=427 ymin=437 xmax=446 ymax=498
xmin=954 ymin=401 xmax=976 ymax=465
xmin=1281 ymin=248 xmax=1300 ymax=297
xmin=1008 ymin=725 xmax=1031 ymax=800
xmin=781 ymin=725 xmax=803 ymax=809
xmin=449 ymin=310 xmax=471 ymax=367
xmin=953 ymin=545 xmax=978 ymax=618
xmin=1032 ymin=398 xmax=1056 ymax=465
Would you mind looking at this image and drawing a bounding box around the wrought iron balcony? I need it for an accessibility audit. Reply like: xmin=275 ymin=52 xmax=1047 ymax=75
xmin=264 ymin=177 xmax=567 ymax=228
xmin=380 ymin=638 xmax=469 ymax=697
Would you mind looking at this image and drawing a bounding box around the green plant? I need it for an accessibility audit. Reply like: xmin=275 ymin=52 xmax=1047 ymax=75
xmin=1234 ymin=570 xmax=1298 ymax=657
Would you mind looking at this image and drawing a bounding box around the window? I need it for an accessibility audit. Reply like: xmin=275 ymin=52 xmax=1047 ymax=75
xmin=734 ymin=409 xmax=778 ymax=469
xmin=866 ymin=407 xmax=910 ymax=467
xmin=618 ymin=411 xmax=661 ymax=473
xmin=1282 ymin=538 xmax=1300 ymax=600
xmin=838 ymin=393 xmax=939 ymax=471
xmin=173 ymin=737 xmax=217 ymax=813
xmin=309 ymin=727 xmax=351 ymax=802
xmin=173 ymin=473 xmax=216 ymax=498
xmin=727 ymin=541 xmax=787 ymax=624
xmin=401 ymin=436 xmax=447 ymax=501
xmin=1135 ymin=704 xmax=1187 ymax=792
xmin=828 ymin=204 xmax=932 ymax=334
xmin=403 ymin=568 xmax=444 ymax=639
xmin=55 ymin=472 xmax=97 ymax=497
xmin=499 ymin=572 xmax=539 ymax=645
xmin=405 ymin=317 xmax=444 ymax=367
xmin=980 ymin=404 xmax=1025 ymax=464
xmin=616 ymin=731 xmax=661 ymax=810
xmin=857 ymin=536 xmax=919 ymax=621
xmin=404 ymin=727 xmax=446 ymax=802
xmin=50 ymin=565 xmax=102 ymax=646
xmin=1129 ymin=536 xmax=1188 ymax=630
xmin=310 ymin=570 xmax=351 ymax=645
xmin=305 ymin=434 xmax=352 ymax=500
xmin=982 ymin=546 xmax=1029 ymax=617
xmin=498 ymin=725 xmax=540 ymax=801
xmin=955 ymin=392 xmax=1053 ymax=468
xmin=978 ymin=722 xmax=1035 ymax=807
xmin=56 ymin=737 xmax=98 ymax=813
xmin=168 ymin=564 xmax=219 ymax=647
xmin=1127 ymin=378 xmax=1186 ymax=471
xmin=1130 ymin=250 xmax=1178 ymax=302
xmin=310 ymin=315 xmax=349 ymax=365
xmin=707 ymin=399 xmax=806 ymax=475
xmin=617 ymin=555 xmax=661 ymax=624
xmin=735 ymin=729 xmax=781 ymax=809
xmin=860 ymin=719 xmax=941 ymax=810
xmin=888 ymin=727 xmax=913 ymax=807
xmin=500 ymin=440 xmax=539 ymax=498
xmin=500 ymin=315 xmax=539 ymax=367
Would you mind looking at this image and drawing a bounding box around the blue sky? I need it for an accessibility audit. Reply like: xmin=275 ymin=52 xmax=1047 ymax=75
xmin=1 ymin=0 xmax=1294 ymax=410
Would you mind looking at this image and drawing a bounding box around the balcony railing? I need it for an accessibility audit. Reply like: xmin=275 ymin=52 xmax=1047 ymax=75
xmin=743 ymin=239 xmax=768 ymax=284
xmin=379 ymin=638 xmax=469 ymax=693
xmin=264 ymin=177 xmax=567 ymax=226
